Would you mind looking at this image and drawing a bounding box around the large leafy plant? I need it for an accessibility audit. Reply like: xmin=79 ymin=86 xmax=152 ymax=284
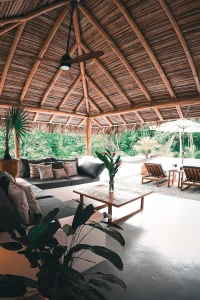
xmin=0 ymin=203 xmax=126 ymax=300
xmin=96 ymin=149 xmax=122 ymax=180
xmin=0 ymin=106 xmax=30 ymax=159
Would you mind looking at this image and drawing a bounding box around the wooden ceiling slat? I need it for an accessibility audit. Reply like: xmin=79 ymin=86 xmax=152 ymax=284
xmin=40 ymin=43 xmax=77 ymax=107
xmin=73 ymin=8 xmax=89 ymax=114
xmin=20 ymin=6 xmax=69 ymax=103
xmin=81 ymin=41 xmax=132 ymax=106
xmin=113 ymin=0 xmax=176 ymax=100
xmin=159 ymin=0 xmax=200 ymax=94
xmin=0 ymin=21 xmax=26 ymax=95
xmin=78 ymin=2 xmax=152 ymax=103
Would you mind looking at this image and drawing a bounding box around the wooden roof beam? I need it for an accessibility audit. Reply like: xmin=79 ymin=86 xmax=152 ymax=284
xmin=78 ymin=2 xmax=152 ymax=103
xmin=0 ymin=22 xmax=26 ymax=95
xmin=104 ymin=117 xmax=113 ymax=126
xmin=80 ymin=41 xmax=132 ymax=106
xmin=118 ymin=115 xmax=127 ymax=124
xmin=78 ymin=118 xmax=86 ymax=127
xmin=85 ymin=74 xmax=115 ymax=110
xmin=75 ymin=97 xmax=85 ymax=113
xmin=66 ymin=116 xmax=73 ymax=125
xmin=0 ymin=22 xmax=22 ymax=36
xmin=135 ymin=111 xmax=144 ymax=123
xmin=0 ymin=103 xmax=86 ymax=119
xmin=87 ymin=97 xmax=101 ymax=113
xmin=154 ymin=108 xmax=163 ymax=121
xmin=92 ymin=119 xmax=102 ymax=127
xmin=33 ymin=112 xmax=39 ymax=122
xmin=0 ymin=0 xmax=68 ymax=26
xmin=49 ymin=115 xmax=55 ymax=123
xmin=20 ymin=6 xmax=69 ymax=104
xmin=113 ymin=0 xmax=176 ymax=99
xmin=40 ymin=43 xmax=77 ymax=106
xmin=58 ymin=73 xmax=82 ymax=109
xmin=159 ymin=0 xmax=200 ymax=93
xmin=89 ymin=96 xmax=200 ymax=119
xmin=176 ymin=106 xmax=183 ymax=119
xmin=73 ymin=8 xmax=89 ymax=114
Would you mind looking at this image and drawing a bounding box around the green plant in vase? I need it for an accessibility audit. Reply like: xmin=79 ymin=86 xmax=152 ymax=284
xmin=96 ymin=149 xmax=122 ymax=192
xmin=0 ymin=203 xmax=126 ymax=300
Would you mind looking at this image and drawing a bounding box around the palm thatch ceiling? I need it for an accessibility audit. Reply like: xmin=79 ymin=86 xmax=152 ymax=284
xmin=0 ymin=0 xmax=200 ymax=130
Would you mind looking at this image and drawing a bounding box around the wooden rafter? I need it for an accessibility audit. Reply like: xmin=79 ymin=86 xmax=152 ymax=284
xmin=58 ymin=74 xmax=82 ymax=109
xmin=159 ymin=0 xmax=200 ymax=93
xmin=92 ymin=119 xmax=102 ymax=127
xmin=87 ymin=97 xmax=101 ymax=113
xmin=73 ymin=9 xmax=89 ymax=114
xmin=85 ymin=74 xmax=115 ymax=110
xmin=33 ymin=112 xmax=39 ymax=122
xmin=66 ymin=116 xmax=73 ymax=125
xmin=78 ymin=2 xmax=152 ymax=102
xmin=75 ymin=97 xmax=85 ymax=113
xmin=40 ymin=43 xmax=77 ymax=106
xmin=78 ymin=118 xmax=86 ymax=127
xmin=20 ymin=6 xmax=69 ymax=103
xmin=81 ymin=42 xmax=132 ymax=106
xmin=118 ymin=115 xmax=127 ymax=124
xmin=49 ymin=115 xmax=55 ymax=123
xmin=176 ymin=106 xmax=183 ymax=119
xmin=0 ymin=0 xmax=68 ymax=26
xmin=135 ymin=111 xmax=144 ymax=123
xmin=104 ymin=117 xmax=113 ymax=126
xmin=154 ymin=108 xmax=163 ymax=121
xmin=0 ymin=22 xmax=22 ymax=36
xmin=0 ymin=22 xmax=26 ymax=95
xmin=113 ymin=0 xmax=176 ymax=99
xmin=88 ymin=96 xmax=200 ymax=119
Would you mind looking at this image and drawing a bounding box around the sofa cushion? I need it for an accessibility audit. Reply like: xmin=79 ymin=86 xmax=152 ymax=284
xmin=78 ymin=161 xmax=105 ymax=178
xmin=25 ymin=177 xmax=71 ymax=190
xmin=69 ymin=175 xmax=100 ymax=186
xmin=29 ymin=184 xmax=53 ymax=199
xmin=33 ymin=197 xmax=76 ymax=225
xmin=0 ymin=188 xmax=17 ymax=232
xmin=20 ymin=158 xmax=56 ymax=178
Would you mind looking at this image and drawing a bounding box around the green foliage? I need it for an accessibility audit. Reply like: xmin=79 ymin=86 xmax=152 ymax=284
xmin=96 ymin=149 xmax=122 ymax=179
xmin=0 ymin=203 xmax=125 ymax=299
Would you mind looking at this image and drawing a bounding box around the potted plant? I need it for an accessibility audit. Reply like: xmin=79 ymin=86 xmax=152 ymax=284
xmin=96 ymin=149 xmax=122 ymax=192
xmin=0 ymin=106 xmax=29 ymax=177
xmin=0 ymin=203 xmax=126 ymax=299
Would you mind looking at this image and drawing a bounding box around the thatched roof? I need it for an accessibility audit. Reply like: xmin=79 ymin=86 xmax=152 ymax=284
xmin=0 ymin=0 xmax=200 ymax=131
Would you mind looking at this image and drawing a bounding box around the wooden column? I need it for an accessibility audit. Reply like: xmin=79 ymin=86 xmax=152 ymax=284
xmin=14 ymin=132 xmax=20 ymax=177
xmin=86 ymin=118 xmax=91 ymax=156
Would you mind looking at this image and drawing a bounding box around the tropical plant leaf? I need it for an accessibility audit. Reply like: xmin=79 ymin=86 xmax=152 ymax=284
xmin=72 ymin=203 xmax=94 ymax=231
xmin=61 ymin=265 xmax=84 ymax=281
xmin=100 ymin=221 xmax=123 ymax=230
xmin=63 ymin=224 xmax=74 ymax=236
xmin=96 ymin=272 xmax=127 ymax=290
xmin=53 ymin=246 xmax=66 ymax=259
xmin=89 ymin=279 xmax=111 ymax=292
xmin=88 ymin=287 xmax=107 ymax=300
xmin=23 ymin=277 xmax=37 ymax=288
xmin=0 ymin=242 xmax=23 ymax=251
xmin=0 ymin=274 xmax=28 ymax=297
xmin=28 ymin=223 xmax=49 ymax=242
xmin=43 ymin=208 xmax=59 ymax=223
xmin=81 ymin=289 xmax=100 ymax=300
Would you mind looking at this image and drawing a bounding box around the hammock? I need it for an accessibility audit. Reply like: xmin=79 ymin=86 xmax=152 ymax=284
xmin=152 ymin=134 xmax=175 ymax=157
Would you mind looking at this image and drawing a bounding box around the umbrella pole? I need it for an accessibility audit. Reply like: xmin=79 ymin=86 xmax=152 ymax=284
xmin=179 ymin=132 xmax=182 ymax=159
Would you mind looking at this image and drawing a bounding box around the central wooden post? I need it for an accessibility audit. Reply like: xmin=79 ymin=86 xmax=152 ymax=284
xmin=86 ymin=118 xmax=91 ymax=156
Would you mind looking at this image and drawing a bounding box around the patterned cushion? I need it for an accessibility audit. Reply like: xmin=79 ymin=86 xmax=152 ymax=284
xmin=53 ymin=168 xmax=68 ymax=179
xmin=8 ymin=183 xmax=31 ymax=225
xmin=63 ymin=162 xmax=78 ymax=177
xmin=4 ymin=171 xmax=16 ymax=183
xmin=29 ymin=163 xmax=44 ymax=178
xmin=15 ymin=183 xmax=42 ymax=215
xmin=37 ymin=165 xmax=54 ymax=180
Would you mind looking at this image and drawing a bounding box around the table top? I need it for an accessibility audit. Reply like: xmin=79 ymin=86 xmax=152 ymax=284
xmin=168 ymin=169 xmax=183 ymax=173
xmin=73 ymin=184 xmax=153 ymax=208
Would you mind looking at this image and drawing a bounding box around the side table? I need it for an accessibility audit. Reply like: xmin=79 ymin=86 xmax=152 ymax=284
xmin=168 ymin=169 xmax=183 ymax=188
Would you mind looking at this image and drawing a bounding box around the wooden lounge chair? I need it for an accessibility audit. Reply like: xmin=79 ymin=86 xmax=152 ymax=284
xmin=142 ymin=163 xmax=168 ymax=187
xmin=181 ymin=166 xmax=200 ymax=191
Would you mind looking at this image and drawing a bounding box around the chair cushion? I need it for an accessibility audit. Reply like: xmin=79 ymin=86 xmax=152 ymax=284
xmin=78 ymin=161 xmax=105 ymax=178
xmin=33 ymin=197 xmax=76 ymax=225
xmin=25 ymin=178 xmax=72 ymax=190
xmin=69 ymin=175 xmax=99 ymax=186
xmin=20 ymin=158 xmax=56 ymax=178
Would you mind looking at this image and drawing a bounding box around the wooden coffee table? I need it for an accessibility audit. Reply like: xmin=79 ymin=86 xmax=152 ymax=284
xmin=73 ymin=185 xmax=153 ymax=224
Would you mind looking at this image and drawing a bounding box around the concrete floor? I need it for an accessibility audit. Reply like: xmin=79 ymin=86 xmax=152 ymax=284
xmin=84 ymin=192 xmax=200 ymax=300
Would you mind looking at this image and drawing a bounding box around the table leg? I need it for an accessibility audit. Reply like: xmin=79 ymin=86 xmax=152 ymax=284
xmin=178 ymin=172 xmax=181 ymax=188
xmin=141 ymin=196 xmax=144 ymax=210
xmin=108 ymin=204 xmax=113 ymax=223
xmin=168 ymin=171 xmax=171 ymax=187
xmin=80 ymin=194 xmax=84 ymax=208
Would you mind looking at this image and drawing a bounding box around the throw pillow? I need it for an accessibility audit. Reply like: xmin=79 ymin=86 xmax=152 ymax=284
xmin=20 ymin=158 xmax=57 ymax=178
xmin=63 ymin=162 xmax=78 ymax=177
xmin=53 ymin=168 xmax=68 ymax=179
xmin=0 ymin=174 xmax=11 ymax=195
xmin=0 ymin=188 xmax=18 ymax=231
xmin=15 ymin=183 xmax=42 ymax=215
xmin=78 ymin=161 xmax=105 ymax=178
xmin=37 ymin=165 xmax=54 ymax=180
xmin=8 ymin=183 xmax=31 ymax=225
xmin=4 ymin=171 xmax=15 ymax=183
xmin=29 ymin=163 xmax=44 ymax=178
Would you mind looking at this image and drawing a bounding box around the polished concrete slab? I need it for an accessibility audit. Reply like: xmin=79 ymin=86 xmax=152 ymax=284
xmin=84 ymin=193 xmax=200 ymax=300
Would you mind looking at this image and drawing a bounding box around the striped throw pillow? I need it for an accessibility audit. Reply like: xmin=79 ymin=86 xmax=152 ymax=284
xmin=29 ymin=163 xmax=44 ymax=178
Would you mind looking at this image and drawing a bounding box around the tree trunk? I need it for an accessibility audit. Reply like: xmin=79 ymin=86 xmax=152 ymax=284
xmin=145 ymin=151 xmax=148 ymax=158
xmin=4 ymin=136 xmax=11 ymax=160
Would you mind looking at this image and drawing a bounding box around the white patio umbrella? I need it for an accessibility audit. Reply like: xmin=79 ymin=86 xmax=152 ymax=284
xmin=151 ymin=119 xmax=200 ymax=164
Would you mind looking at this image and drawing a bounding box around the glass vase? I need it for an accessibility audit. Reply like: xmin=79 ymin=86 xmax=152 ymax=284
xmin=109 ymin=179 xmax=114 ymax=192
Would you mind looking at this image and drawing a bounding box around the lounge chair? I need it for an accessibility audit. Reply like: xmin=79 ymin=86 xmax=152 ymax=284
xmin=181 ymin=166 xmax=200 ymax=191
xmin=142 ymin=163 xmax=168 ymax=187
